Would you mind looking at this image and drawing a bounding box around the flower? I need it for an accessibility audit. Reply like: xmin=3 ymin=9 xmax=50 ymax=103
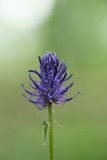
xmin=22 ymin=52 xmax=80 ymax=110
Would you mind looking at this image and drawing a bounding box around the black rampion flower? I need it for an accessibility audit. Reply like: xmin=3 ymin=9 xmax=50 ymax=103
xmin=22 ymin=52 xmax=80 ymax=110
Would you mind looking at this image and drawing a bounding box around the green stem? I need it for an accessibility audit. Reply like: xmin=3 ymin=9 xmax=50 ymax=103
xmin=48 ymin=104 xmax=53 ymax=160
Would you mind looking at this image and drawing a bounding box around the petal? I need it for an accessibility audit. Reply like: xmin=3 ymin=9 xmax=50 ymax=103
xmin=56 ymin=56 xmax=59 ymax=67
xmin=30 ymin=83 xmax=37 ymax=89
xmin=60 ymin=72 xmax=67 ymax=82
xmin=57 ymin=64 xmax=67 ymax=79
xmin=21 ymin=84 xmax=38 ymax=96
xmin=52 ymin=52 xmax=56 ymax=57
xmin=38 ymin=56 xmax=44 ymax=71
xmin=63 ymin=73 xmax=73 ymax=82
xmin=28 ymin=70 xmax=42 ymax=79
xmin=22 ymin=94 xmax=46 ymax=110
xmin=57 ymin=60 xmax=64 ymax=73
xmin=58 ymin=82 xmax=74 ymax=95
xmin=60 ymin=91 xmax=80 ymax=102
xmin=59 ymin=88 xmax=68 ymax=95
xmin=36 ymin=104 xmax=46 ymax=110
xmin=42 ymin=52 xmax=48 ymax=62
xmin=51 ymin=52 xmax=57 ymax=64
xmin=22 ymin=94 xmax=38 ymax=103
xmin=65 ymin=81 xmax=74 ymax=90
xmin=48 ymin=53 xmax=51 ymax=64
xmin=38 ymin=56 xmax=42 ymax=65
xmin=29 ymin=73 xmax=39 ymax=89
xmin=53 ymin=66 xmax=57 ymax=78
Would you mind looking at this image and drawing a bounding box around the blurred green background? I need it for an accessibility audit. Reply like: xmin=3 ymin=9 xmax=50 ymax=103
xmin=0 ymin=0 xmax=107 ymax=160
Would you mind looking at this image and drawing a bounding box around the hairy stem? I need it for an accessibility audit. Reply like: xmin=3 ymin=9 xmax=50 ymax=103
xmin=48 ymin=104 xmax=53 ymax=160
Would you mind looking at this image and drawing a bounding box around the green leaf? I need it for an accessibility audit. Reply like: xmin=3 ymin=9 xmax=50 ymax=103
xmin=43 ymin=121 xmax=49 ymax=145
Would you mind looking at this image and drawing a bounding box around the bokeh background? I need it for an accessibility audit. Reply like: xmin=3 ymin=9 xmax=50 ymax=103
xmin=0 ymin=0 xmax=107 ymax=160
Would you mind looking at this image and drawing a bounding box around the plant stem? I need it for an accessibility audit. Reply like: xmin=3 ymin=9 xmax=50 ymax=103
xmin=48 ymin=104 xmax=53 ymax=160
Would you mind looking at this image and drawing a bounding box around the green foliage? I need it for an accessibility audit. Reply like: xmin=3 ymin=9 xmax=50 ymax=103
xmin=43 ymin=121 xmax=49 ymax=145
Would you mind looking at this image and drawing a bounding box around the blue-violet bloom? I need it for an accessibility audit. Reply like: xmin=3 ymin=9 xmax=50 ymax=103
xmin=22 ymin=52 xmax=80 ymax=110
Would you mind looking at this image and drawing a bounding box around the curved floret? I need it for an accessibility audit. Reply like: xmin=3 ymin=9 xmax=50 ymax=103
xmin=22 ymin=52 xmax=80 ymax=110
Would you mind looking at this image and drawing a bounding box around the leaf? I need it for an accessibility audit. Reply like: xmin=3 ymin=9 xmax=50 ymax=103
xmin=43 ymin=121 xmax=49 ymax=145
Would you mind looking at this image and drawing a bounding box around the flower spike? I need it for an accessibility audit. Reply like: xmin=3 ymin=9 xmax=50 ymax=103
xmin=22 ymin=52 xmax=80 ymax=109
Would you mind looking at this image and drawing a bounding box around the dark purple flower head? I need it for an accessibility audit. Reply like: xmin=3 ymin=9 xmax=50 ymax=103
xmin=22 ymin=52 xmax=80 ymax=110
